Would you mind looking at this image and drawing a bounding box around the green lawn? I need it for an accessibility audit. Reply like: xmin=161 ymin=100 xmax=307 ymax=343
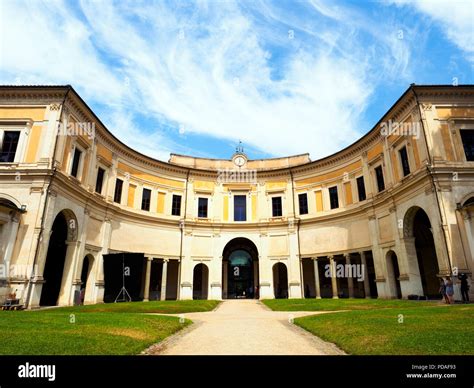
xmin=295 ymin=305 xmax=474 ymax=355
xmin=0 ymin=300 xmax=220 ymax=355
xmin=50 ymin=299 xmax=221 ymax=314
xmin=263 ymin=298 xmax=439 ymax=311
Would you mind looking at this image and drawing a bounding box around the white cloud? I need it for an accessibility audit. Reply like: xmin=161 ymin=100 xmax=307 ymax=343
xmin=0 ymin=0 xmax=422 ymax=160
xmin=391 ymin=0 xmax=474 ymax=62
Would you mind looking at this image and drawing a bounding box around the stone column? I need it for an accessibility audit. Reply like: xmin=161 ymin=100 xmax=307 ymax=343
xmin=253 ymin=260 xmax=258 ymax=298
xmin=329 ymin=255 xmax=338 ymax=299
xmin=345 ymin=253 xmax=354 ymax=298
xmin=143 ymin=257 xmax=152 ymax=302
xmin=160 ymin=259 xmax=169 ymax=301
xmin=223 ymin=260 xmax=228 ymax=299
xmin=313 ymin=257 xmax=321 ymax=299
xmin=463 ymin=211 xmax=474 ymax=261
xmin=58 ymin=240 xmax=81 ymax=306
xmin=360 ymin=251 xmax=371 ymax=298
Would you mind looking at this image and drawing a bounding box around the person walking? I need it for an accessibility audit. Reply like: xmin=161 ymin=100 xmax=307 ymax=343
xmin=439 ymin=278 xmax=449 ymax=304
xmin=445 ymin=276 xmax=454 ymax=304
xmin=458 ymin=273 xmax=470 ymax=303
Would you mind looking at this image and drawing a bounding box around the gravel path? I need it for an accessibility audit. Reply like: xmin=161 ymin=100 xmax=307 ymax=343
xmin=144 ymin=300 xmax=345 ymax=355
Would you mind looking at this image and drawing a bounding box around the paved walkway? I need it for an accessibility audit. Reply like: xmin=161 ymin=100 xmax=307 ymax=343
xmin=145 ymin=300 xmax=345 ymax=355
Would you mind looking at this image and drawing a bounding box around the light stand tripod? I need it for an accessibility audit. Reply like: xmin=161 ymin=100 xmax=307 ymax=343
xmin=114 ymin=253 xmax=131 ymax=303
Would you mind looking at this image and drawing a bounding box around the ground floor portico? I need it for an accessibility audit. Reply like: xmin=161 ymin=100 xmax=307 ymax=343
xmin=2 ymin=194 xmax=472 ymax=307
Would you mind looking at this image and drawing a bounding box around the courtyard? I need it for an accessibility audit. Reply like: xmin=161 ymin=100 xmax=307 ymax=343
xmin=1 ymin=299 xmax=472 ymax=355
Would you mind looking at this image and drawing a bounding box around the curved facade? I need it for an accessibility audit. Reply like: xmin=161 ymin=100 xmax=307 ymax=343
xmin=0 ymin=84 xmax=473 ymax=307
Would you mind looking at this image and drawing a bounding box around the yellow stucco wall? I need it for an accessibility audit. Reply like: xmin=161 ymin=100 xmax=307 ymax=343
xmin=157 ymin=192 xmax=166 ymax=213
xmin=25 ymin=125 xmax=42 ymax=163
xmin=296 ymin=160 xmax=362 ymax=187
xmin=251 ymin=194 xmax=257 ymax=221
xmin=97 ymin=143 xmax=113 ymax=163
xmin=223 ymin=195 xmax=229 ymax=221
xmin=0 ymin=107 xmax=46 ymax=121
xmin=128 ymin=184 xmax=136 ymax=208
xmin=344 ymin=182 xmax=353 ymax=205
xmin=315 ymin=191 xmax=323 ymax=212
xmin=367 ymin=143 xmax=383 ymax=161
xmin=118 ymin=162 xmax=184 ymax=189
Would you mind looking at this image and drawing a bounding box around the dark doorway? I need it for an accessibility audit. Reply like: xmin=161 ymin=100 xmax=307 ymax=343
xmin=413 ymin=209 xmax=440 ymax=298
xmin=193 ymin=263 xmax=209 ymax=300
xmin=40 ymin=212 xmax=69 ymax=306
xmin=387 ymin=251 xmax=402 ymax=299
xmin=302 ymin=258 xmax=315 ymax=298
xmin=149 ymin=260 xmax=163 ymax=301
xmin=80 ymin=255 xmax=93 ymax=305
xmin=222 ymin=238 xmax=259 ymax=299
xmin=103 ymin=253 xmax=146 ymax=302
xmin=364 ymin=251 xmax=378 ymax=298
xmin=273 ymin=262 xmax=288 ymax=299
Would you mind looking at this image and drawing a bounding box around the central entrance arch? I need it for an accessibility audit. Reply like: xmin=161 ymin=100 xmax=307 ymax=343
xmin=222 ymin=238 xmax=259 ymax=299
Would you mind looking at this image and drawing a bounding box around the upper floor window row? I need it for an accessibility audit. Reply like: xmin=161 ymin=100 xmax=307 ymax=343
xmin=112 ymin=179 xmax=183 ymax=217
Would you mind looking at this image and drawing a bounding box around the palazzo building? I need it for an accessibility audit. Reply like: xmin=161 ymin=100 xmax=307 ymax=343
xmin=0 ymin=84 xmax=473 ymax=307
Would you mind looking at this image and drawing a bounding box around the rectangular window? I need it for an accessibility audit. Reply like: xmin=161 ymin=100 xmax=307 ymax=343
xmin=375 ymin=165 xmax=385 ymax=192
xmin=141 ymin=188 xmax=151 ymax=211
xmin=198 ymin=197 xmax=208 ymax=218
xmin=234 ymin=195 xmax=247 ymax=221
xmin=298 ymin=193 xmax=308 ymax=215
xmin=399 ymin=146 xmax=410 ymax=177
xmin=95 ymin=167 xmax=105 ymax=194
xmin=0 ymin=131 xmax=20 ymax=163
xmin=171 ymin=194 xmax=182 ymax=216
xmin=329 ymin=186 xmax=339 ymax=209
xmin=114 ymin=178 xmax=123 ymax=204
xmin=272 ymin=197 xmax=282 ymax=217
xmin=356 ymin=176 xmax=366 ymax=202
xmin=70 ymin=148 xmax=82 ymax=178
xmin=460 ymin=129 xmax=474 ymax=161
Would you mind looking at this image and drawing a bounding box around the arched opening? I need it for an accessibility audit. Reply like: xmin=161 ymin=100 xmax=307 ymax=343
xmin=0 ymin=197 xmax=23 ymax=265
xmin=272 ymin=262 xmax=288 ymax=299
xmin=222 ymin=238 xmax=259 ymax=299
xmin=413 ymin=209 xmax=440 ymax=298
xmin=79 ymin=255 xmax=94 ymax=305
xmin=40 ymin=212 xmax=69 ymax=306
xmin=386 ymin=250 xmax=402 ymax=299
xmin=193 ymin=263 xmax=209 ymax=300
xmin=404 ymin=206 xmax=441 ymax=298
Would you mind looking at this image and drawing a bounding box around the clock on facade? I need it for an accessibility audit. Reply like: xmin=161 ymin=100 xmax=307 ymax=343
xmin=233 ymin=154 xmax=247 ymax=168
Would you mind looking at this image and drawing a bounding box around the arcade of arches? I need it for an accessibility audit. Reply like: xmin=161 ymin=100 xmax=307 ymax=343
xmin=34 ymin=205 xmax=447 ymax=305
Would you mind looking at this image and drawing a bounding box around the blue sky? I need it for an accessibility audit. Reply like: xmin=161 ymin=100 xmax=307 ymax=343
xmin=1 ymin=0 xmax=473 ymax=161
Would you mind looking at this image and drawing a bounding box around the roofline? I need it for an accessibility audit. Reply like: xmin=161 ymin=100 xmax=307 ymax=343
xmin=1 ymin=83 xmax=473 ymax=174
xmin=169 ymin=152 xmax=311 ymax=163
xmin=288 ymin=83 xmax=474 ymax=171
